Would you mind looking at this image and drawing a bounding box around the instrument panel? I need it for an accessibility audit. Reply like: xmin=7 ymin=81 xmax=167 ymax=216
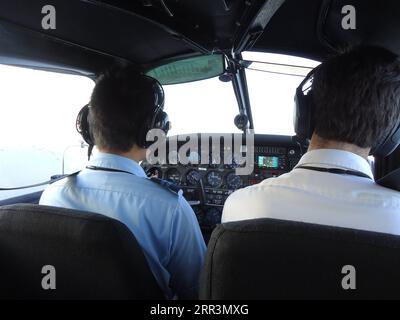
xmin=142 ymin=134 xmax=302 ymax=234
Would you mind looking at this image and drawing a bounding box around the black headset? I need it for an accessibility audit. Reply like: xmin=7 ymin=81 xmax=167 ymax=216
xmin=76 ymin=74 xmax=170 ymax=156
xmin=294 ymin=68 xmax=316 ymax=143
xmin=294 ymin=67 xmax=400 ymax=157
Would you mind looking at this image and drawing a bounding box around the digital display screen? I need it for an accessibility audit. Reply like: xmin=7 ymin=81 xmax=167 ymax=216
xmin=257 ymin=156 xmax=279 ymax=169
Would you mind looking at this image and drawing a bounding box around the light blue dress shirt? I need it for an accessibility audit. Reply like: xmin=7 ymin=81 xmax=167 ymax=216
xmin=40 ymin=152 xmax=206 ymax=299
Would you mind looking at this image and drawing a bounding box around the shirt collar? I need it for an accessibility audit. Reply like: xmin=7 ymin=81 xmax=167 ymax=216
xmin=296 ymin=149 xmax=374 ymax=180
xmin=87 ymin=152 xmax=147 ymax=178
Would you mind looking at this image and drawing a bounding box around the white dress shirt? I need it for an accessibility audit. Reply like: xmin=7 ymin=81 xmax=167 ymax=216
xmin=40 ymin=152 xmax=206 ymax=299
xmin=222 ymin=149 xmax=400 ymax=235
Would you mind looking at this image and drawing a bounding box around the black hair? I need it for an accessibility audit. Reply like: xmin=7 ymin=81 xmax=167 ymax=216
xmin=89 ymin=65 xmax=158 ymax=152
xmin=312 ymin=45 xmax=400 ymax=148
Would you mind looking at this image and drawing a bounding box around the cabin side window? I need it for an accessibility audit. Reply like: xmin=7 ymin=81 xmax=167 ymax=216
xmin=0 ymin=65 xmax=94 ymax=200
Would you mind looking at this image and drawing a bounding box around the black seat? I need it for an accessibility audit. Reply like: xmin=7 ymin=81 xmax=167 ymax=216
xmin=200 ymin=218 xmax=400 ymax=300
xmin=0 ymin=204 xmax=164 ymax=299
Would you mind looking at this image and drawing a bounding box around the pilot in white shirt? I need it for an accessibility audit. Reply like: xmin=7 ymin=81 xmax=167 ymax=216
xmin=222 ymin=148 xmax=400 ymax=234
xmin=223 ymin=46 xmax=400 ymax=235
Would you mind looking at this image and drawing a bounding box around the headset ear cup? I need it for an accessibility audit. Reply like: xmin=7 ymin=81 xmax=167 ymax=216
xmin=76 ymin=104 xmax=94 ymax=146
xmin=137 ymin=109 xmax=170 ymax=149
xmin=131 ymin=75 xmax=166 ymax=149
xmin=154 ymin=111 xmax=170 ymax=133
xmin=294 ymin=88 xmax=302 ymax=136
xmin=294 ymin=89 xmax=314 ymax=140
xmin=294 ymin=68 xmax=316 ymax=141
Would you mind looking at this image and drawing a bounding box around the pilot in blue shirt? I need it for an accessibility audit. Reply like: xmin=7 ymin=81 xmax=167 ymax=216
xmin=40 ymin=152 xmax=206 ymax=299
xmin=40 ymin=68 xmax=206 ymax=299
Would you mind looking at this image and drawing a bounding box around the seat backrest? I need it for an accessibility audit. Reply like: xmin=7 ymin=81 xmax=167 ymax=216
xmin=200 ymin=218 xmax=400 ymax=299
xmin=0 ymin=204 xmax=164 ymax=299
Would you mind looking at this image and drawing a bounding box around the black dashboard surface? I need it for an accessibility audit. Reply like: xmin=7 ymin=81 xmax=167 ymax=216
xmin=142 ymin=133 xmax=302 ymax=236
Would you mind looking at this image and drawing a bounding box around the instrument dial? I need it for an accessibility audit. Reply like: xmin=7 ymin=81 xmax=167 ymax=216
xmin=206 ymin=171 xmax=223 ymax=188
xmin=186 ymin=169 xmax=201 ymax=186
xmin=165 ymin=168 xmax=181 ymax=184
xmin=226 ymin=172 xmax=242 ymax=189
xmin=146 ymin=167 xmax=162 ymax=178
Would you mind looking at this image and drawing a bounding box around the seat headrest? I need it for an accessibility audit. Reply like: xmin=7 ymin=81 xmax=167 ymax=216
xmin=0 ymin=204 xmax=163 ymax=299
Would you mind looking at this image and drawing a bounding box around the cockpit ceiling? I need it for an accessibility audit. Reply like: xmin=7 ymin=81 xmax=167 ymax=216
xmin=0 ymin=0 xmax=400 ymax=75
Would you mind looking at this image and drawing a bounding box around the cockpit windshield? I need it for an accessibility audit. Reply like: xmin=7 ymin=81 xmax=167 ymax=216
xmin=163 ymin=52 xmax=320 ymax=136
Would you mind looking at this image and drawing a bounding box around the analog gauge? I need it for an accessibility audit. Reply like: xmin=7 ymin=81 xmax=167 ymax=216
xmin=186 ymin=169 xmax=201 ymax=186
xmin=146 ymin=167 xmax=162 ymax=178
xmin=188 ymin=151 xmax=200 ymax=164
xmin=226 ymin=172 xmax=242 ymax=189
xmin=206 ymin=171 xmax=223 ymax=188
xmin=205 ymin=208 xmax=222 ymax=227
xmin=165 ymin=168 xmax=181 ymax=184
